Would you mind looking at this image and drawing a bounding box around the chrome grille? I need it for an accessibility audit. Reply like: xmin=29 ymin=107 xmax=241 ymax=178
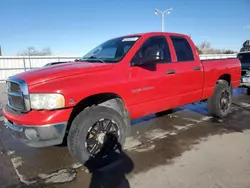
xmin=7 ymin=77 xmax=30 ymax=113
xmin=9 ymin=82 xmax=21 ymax=92
xmin=7 ymin=82 xmax=25 ymax=111
xmin=8 ymin=93 xmax=25 ymax=111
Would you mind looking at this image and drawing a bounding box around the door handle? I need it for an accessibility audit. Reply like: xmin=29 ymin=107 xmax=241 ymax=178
xmin=193 ymin=66 xmax=201 ymax=71
xmin=166 ymin=70 xmax=176 ymax=74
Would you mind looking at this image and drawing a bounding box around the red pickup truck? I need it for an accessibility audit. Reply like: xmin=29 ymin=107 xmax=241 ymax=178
xmin=3 ymin=32 xmax=241 ymax=163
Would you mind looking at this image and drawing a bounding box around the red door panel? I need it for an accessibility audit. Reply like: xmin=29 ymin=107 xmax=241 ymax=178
xmin=173 ymin=61 xmax=203 ymax=105
xmin=127 ymin=63 xmax=179 ymax=118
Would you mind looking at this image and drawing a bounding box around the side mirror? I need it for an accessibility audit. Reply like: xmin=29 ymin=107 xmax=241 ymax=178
xmin=132 ymin=48 xmax=163 ymax=66
xmin=144 ymin=48 xmax=163 ymax=64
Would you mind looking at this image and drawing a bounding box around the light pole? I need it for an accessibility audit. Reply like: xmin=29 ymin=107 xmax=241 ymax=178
xmin=154 ymin=8 xmax=173 ymax=32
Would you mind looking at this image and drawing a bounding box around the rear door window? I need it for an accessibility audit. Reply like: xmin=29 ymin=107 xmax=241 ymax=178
xmin=170 ymin=36 xmax=194 ymax=62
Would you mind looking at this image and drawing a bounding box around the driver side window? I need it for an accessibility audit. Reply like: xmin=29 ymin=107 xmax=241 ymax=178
xmin=131 ymin=36 xmax=171 ymax=65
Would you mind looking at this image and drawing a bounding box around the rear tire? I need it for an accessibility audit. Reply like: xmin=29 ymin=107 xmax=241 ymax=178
xmin=67 ymin=105 xmax=127 ymax=164
xmin=208 ymin=80 xmax=232 ymax=118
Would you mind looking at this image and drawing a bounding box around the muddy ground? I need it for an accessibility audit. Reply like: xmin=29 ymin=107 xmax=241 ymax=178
xmin=1 ymin=83 xmax=250 ymax=188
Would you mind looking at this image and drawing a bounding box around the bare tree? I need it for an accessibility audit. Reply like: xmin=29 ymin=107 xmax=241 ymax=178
xmin=199 ymin=41 xmax=211 ymax=54
xmin=198 ymin=41 xmax=236 ymax=54
xmin=18 ymin=47 xmax=52 ymax=56
xmin=206 ymin=48 xmax=222 ymax=54
xmin=222 ymin=50 xmax=236 ymax=54
xmin=196 ymin=45 xmax=202 ymax=54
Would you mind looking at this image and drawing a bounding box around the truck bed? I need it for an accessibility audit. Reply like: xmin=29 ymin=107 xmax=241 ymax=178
xmin=199 ymin=54 xmax=236 ymax=60
xmin=201 ymin=58 xmax=241 ymax=100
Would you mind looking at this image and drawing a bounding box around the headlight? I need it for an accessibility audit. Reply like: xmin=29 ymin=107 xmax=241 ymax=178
xmin=30 ymin=94 xmax=65 ymax=110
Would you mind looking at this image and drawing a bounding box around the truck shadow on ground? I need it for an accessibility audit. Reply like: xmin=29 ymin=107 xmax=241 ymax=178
xmin=85 ymin=133 xmax=134 ymax=188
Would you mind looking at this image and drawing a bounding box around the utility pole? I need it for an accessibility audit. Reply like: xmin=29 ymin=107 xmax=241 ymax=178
xmin=0 ymin=46 xmax=2 ymax=56
xmin=154 ymin=8 xmax=173 ymax=32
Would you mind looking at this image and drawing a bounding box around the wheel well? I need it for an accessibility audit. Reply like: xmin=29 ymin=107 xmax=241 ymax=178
xmin=217 ymin=74 xmax=233 ymax=94
xmin=217 ymin=74 xmax=231 ymax=85
xmin=66 ymin=93 xmax=130 ymax=136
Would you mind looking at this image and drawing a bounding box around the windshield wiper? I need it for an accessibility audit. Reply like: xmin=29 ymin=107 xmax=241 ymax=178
xmin=81 ymin=56 xmax=106 ymax=63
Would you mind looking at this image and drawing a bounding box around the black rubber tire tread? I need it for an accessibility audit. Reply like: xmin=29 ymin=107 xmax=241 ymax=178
xmin=208 ymin=80 xmax=232 ymax=118
xmin=67 ymin=105 xmax=127 ymax=164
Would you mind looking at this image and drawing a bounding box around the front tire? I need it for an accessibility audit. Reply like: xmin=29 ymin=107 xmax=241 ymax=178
xmin=208 ymin=80 xmax=232 ymax=118
xmin=67 ymin=105 xmax=126 ymax=164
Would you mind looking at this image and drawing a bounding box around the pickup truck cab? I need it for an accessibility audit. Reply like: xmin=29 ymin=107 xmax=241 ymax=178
xmin=3 ymin=32 xmax=241 ymax=163
xmin=238 ymin=51 xmax=250 ymax=94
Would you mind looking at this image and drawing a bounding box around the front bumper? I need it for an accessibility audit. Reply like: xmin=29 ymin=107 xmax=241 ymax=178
xmin=2 ymin=105 xmax=72 ymax=147
xmin=3 ymin=117 xmax=67 ymax=147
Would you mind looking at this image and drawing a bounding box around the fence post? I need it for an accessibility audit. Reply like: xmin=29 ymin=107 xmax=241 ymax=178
xmin=23 ymin=57 xmax=26 ymax=71
xmin=29 ymin=55 xmax=32 ymax=69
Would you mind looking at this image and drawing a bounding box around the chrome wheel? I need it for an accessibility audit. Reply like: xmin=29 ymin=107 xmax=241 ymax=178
xmin=85 ymin=118 xmax=120 ymax=156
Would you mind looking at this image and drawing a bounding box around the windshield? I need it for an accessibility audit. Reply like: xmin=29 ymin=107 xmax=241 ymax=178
xmin=237 ymin=53 xmax=250 ymax=63
xmin=79 ymin=36 xmax=140 ymax=63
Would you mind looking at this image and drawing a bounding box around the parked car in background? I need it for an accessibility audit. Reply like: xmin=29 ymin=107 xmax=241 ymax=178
xmin=3 ymin=32 xmax=241 ymax=164
xmin=238 ymin=51 xmax=250 ymax=95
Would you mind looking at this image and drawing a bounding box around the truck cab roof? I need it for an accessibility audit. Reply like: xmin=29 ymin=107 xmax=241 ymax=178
xmin=123 ymin=32 xmax=189 ymax=38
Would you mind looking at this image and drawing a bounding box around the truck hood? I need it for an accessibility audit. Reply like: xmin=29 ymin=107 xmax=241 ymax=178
xmin=14 ymin=62 xmax=114 ymax=86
